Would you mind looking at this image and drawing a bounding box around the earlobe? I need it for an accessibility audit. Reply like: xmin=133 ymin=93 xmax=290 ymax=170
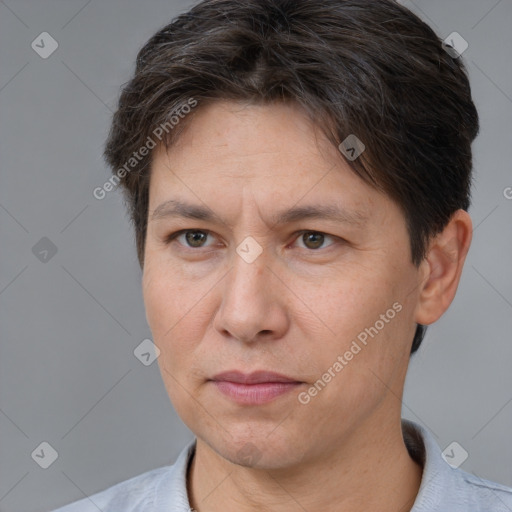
xmin=414 ymin=210 xmax=473 ymax=326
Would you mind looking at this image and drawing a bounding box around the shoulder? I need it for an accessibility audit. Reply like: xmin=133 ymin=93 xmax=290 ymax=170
xmin=50 ymin=441 xmax=196 ymax=512
xmin=402 ymin=419 xmax=512 ymax=512
xmin=450 ymin=467 xmax=512 ymax=511
xmin=50 ymin=465 xmax=171 ymax=512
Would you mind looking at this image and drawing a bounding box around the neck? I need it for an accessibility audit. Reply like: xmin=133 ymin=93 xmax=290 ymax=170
xmin=187 ymin=416 xmax=423 ymax=512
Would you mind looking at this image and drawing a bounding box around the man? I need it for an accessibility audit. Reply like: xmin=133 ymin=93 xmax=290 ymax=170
xmin=54 ymin=0 xmax=512 ymax=510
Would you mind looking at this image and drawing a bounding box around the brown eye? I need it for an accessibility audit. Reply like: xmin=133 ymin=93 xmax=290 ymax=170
xmin=295 ymin=231 xmax=335 ymax=250
xmin=165 ymin=229 xmax=215 ymax=249
xmin=184 ymin=230 xmax=209 ymax=247
xmin=303 ymin=232 xmax=324 ymax=249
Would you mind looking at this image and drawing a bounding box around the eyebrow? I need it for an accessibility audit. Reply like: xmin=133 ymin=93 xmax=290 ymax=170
xmin=150 ymin=199 xmax=368 ymax=227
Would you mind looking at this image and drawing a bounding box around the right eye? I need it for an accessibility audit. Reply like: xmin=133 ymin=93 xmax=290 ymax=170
xmin=164 ymin=229 xmax=221 ymax=251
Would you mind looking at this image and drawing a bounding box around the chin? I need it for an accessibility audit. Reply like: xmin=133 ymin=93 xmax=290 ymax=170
xmin=206 ymin=427 xmax=309 ymax=470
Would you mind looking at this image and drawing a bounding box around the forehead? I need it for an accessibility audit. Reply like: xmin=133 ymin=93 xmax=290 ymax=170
xmin=151 ymin=101 xmax=357 ymax=185
xmin=147 ymin=100 xmax=396 ymax=230
xmin=152 ymin=100 xmax=345 ymax=170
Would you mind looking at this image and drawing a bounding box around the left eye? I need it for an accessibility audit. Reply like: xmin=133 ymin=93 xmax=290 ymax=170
xmin=292 ymin=231 xmax=336 ymax=250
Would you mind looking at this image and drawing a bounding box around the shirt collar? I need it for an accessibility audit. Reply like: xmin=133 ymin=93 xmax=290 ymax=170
xmin=403 ymin=418 xmax=461 ymax=511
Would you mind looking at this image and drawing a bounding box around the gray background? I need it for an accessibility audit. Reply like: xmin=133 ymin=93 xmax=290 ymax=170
xmin=0 ymin=0 xmax=511 ymax=511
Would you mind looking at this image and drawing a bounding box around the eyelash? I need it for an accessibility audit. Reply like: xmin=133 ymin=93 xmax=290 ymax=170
xmin=163 ymin=229 xmax=340 ymax=252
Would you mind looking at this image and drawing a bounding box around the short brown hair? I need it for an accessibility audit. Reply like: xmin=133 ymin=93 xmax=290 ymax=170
xmin=103 ymin=0 xmax=479 ymax=354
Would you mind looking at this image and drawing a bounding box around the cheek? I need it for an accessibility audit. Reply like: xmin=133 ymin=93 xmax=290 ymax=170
xmin=144 ymin=271 xmax=208 ymax=418
xmin=143 ymin=263 xmax=215 ymax=375
xmin=295 ymin=263 xmax=411 ymax=379
xmin=293 ymin=264 xmax=389 ymax=340
xmin=143 ymin=256 xmax=193 ymax=331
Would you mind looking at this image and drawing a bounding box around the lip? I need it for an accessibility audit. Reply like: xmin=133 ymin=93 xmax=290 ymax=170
xmin=211 ymin=370 xmax=300 ymax=384
xmin=210 ymin=370 xmax=303 ymax=405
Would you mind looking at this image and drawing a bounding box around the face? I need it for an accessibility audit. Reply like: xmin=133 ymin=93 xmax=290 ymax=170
xmin=143 ymin=100 xmax=424 ymax=470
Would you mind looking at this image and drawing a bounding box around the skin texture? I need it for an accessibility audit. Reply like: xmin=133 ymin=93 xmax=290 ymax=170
xmin=142 ymin=100 xmax=472 ymax=512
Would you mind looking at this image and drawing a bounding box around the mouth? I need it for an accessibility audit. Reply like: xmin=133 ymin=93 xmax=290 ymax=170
xmin=209 ymin=370 xmax=304 ymax=405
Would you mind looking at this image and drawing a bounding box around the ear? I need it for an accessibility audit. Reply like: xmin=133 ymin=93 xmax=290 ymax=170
xmin=414 ymin=209 xmax=473 ymax=326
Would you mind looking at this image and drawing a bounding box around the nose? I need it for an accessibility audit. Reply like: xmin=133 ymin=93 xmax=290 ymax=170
xmin=213 ymin=248 xmax=289 ymax=344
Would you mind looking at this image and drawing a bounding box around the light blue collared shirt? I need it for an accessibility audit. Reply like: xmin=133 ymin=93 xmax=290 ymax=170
xmin=51 ymin=419 xmax=512 ymax=511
